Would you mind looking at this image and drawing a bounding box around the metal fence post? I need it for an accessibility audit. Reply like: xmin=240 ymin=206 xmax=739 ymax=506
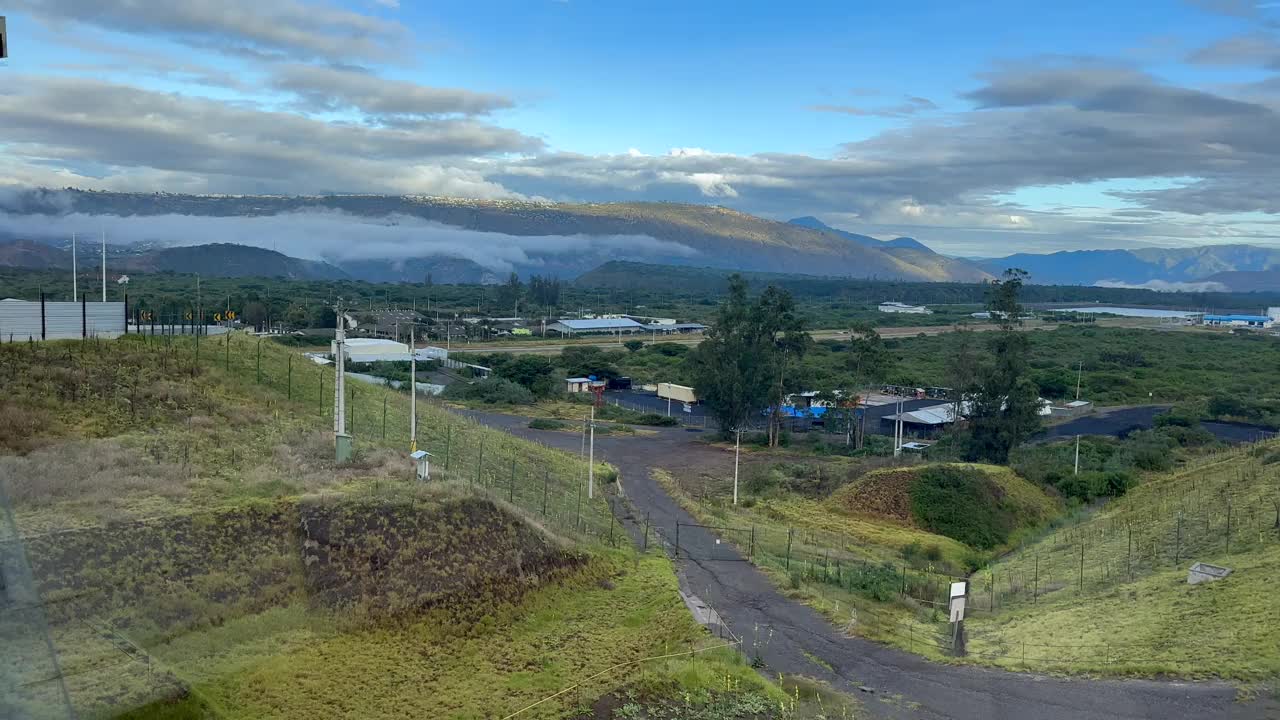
xmin=510 ymin=457 xmax=516 ymax=503
xmin=675 ymin=522 xmax=681 ymax=558
xmin=542 ymin=471 xmax=549 ymax=516
xmin=287 ymin=353 xmax=293 ymax=400
xmin=256 ymin=338 xmax=262 ymax=383
xmin=785 ymin=528 xmax=793 ymax=571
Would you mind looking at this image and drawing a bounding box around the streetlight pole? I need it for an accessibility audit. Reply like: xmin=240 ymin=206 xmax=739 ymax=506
xmin=733 ymin=427 xmax=741 ymax=505
xmin=410 ymin=327 xmax=417 ymax=451
xmin=588 ymin=404 xmax=596 ymax=500
xmin=334 ymin=302 xmax=346 ymax=437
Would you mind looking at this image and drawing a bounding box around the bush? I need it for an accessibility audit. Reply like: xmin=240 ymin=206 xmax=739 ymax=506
xmin=444 ymin=377 xmax=535 ymax=405
xmin=528 ymin=418 xmax=566 ymax=430
xmin=635 ymin=413 xmax=679 ymax=427
xmin=908 ymin=465 xmax=1015 ymax=550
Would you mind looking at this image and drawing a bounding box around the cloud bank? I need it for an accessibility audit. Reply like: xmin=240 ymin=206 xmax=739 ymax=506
xmin=0 ymin=209 xmax=699 ymax=275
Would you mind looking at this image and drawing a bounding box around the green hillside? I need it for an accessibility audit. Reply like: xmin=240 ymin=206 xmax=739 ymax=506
xmin=964 ymin=442 xmax=1280 ymax=678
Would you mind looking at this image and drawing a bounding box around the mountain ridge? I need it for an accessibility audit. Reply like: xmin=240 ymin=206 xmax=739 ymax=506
xmin=1 ymin=189 xmax=991 ymax=283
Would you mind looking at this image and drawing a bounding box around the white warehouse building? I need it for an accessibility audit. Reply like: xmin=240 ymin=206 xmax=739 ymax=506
xmin=335 ymin=337 xmax=411 ymax=363
xmin=878 ymin=301 xmax=932 ymax=315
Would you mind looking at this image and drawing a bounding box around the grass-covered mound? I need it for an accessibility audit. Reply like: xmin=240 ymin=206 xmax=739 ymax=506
xmin=829 ymin=463 xmax=1060 ymax=549
xmin=4 ymin=491 xmax=586 ymax=718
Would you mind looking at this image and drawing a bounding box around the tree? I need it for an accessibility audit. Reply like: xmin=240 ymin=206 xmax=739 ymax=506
xmin=688 ymin=276 xmax=809 ymax=437
xmin=759 ymin=285 xmax=810 ymax=446
xmin=242 ymin=301 xmax=268 ymax=330
xmin=529 ymin=275 xmax=562 ymax=311
xmin=497 ymin=355 xmax=557 ymax=397
xmin=962 ymin=269 xmax=1041 ymax=462
xmin=843 ymin=322 xmax=890 ymax=448
xmin=560 ymin=346 xmax=621 ymax=381
xmin=496 ymin=272 xmax=523 ymax=316
xmin=623 ymin=339 xmax=644 ymax=353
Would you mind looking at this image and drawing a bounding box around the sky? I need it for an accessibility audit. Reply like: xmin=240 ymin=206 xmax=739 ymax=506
xmin=5 ymin=0 xmax=1280 ymax=255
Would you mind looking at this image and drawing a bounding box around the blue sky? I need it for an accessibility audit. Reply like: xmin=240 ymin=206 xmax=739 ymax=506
xmin=5 ymin=0 xmax=1280 ymax=255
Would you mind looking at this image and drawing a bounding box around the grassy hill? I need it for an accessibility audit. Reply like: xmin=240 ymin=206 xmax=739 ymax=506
xmin=828 ymin=464 xmax=1060 ymax=555
xmin=0 ymin=335 xmax=841 ymax=718
xmin=963 ymin=442 xmax=1280 ymax=678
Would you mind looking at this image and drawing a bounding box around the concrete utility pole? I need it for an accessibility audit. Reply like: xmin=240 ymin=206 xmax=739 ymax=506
xmin=733 ymin=427 xmax=741 ymax=506
xmin=893 ymin=398 xmax=904 ymax=457
xmin=334 ymin=302 xmax=347 ymax=437
xmin=71 ymin=232 xmax=77 ymax=302
xmin=410 ymin=327 xmax=417 ymax=451
xmin=100 ymin=229 xmax=107 ymax=302
xmin=1074 ymin=435 xmax=1081 ymax=476
xmin=587 ymin=405 xmax=596 ymax=500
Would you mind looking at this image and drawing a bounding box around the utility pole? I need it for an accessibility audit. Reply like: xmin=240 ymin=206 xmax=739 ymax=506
xmin=71 ymin=232 xmax=77 ymax=302
xmin=1075 ymin=361 xmax=1083 ymax=401
xmin=893 ymin=398 xmax=904 ymax=457
xmin=1074 ymin=435 xmax=1081 ymax=476
xmin=588 ymin=405 xmax=595 ymax=500
xmin=733 ymin=427 xmax=741 ymax=506
xmin=410 ymin=327 xmax=417 ymax=451
xmin=100 ymin=229 xmax=107 ymax=302
xmin=334 ymin=301 xmax=347 ymax=437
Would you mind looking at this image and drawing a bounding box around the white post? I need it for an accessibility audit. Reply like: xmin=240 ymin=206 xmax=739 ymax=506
xmin=410 ymin=327 xmax=417 ymax=451
xmin=667 ymin=396 xmax=672 ymax=417
xmin=733 ymin=428 xmax=741 ymax=506
xmin=100 ymin=229 xmax=107 ymax=302
xmin=334 ymin=305 xmax=346 ymax=436
xmin=1074 ymin=435 xmax=1081 ymax=476
xmin=588 ymin=405 xmax=595 ymax=500
xmin=1075 ymin=361 xmax=1083 ymax=401
xmin=71 ymin=232 xmax=77 ymax=302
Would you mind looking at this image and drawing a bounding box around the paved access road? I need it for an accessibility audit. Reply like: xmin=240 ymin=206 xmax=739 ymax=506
xmin=462 ymin=409 xmax=1275 ymax=720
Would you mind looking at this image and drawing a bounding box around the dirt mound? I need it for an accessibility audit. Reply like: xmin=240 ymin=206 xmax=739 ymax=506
xmin=827 ymin=468 xmax=918 ymax=526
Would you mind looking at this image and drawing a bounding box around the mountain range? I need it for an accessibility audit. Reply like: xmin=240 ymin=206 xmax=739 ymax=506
xmin=978 ymin=245 xmax=1280 ymax=290
xmin=1 ymin=189 xmax=1277 ymax=290
xmin=0 ymin=189 xmax=991 ymax=284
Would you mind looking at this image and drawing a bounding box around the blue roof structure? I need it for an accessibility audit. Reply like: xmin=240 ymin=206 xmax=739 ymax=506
xmin=1205 ymin=315 xmax=1271 ymax=323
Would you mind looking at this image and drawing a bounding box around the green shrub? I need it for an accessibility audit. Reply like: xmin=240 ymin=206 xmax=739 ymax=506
xmin=635 ymin=413 xmax=679 ymax=427
xmin=528 ymin=418 xmax=567 ymax=430
xmin=908 ymin=465 xmax=1014 ymax=550
xmin=444 ymin=377 xmax=535 ymax=405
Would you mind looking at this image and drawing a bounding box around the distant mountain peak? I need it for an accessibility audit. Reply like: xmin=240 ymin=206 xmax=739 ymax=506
xmin=786 ymin=217 xmax=933 ymax=253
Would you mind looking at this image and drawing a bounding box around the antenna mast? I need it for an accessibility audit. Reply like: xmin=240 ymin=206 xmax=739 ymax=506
xmin=72 ymin=232 xmax=77 ymax=302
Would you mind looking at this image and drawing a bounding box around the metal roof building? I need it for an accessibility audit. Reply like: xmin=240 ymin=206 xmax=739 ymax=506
xmin=1204 ymin=314 xmax=1274 ymax=328
xmin=337 ymin=337 xmax=412 ymax=362
xmin=546 ymin=318 xmax=646 ymax=335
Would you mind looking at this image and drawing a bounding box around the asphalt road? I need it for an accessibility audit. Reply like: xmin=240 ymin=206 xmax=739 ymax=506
xmin=461 ymin=409 xmax=1274 ymax=720
xmin=1037 ymin=406 xmax=1278 ymax=444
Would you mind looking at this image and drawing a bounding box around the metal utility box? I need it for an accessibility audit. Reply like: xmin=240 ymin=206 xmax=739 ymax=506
xmin=1187 ymin=562 xmax=1232 ymax=585
xmin=335 ymin=433 xmax=353 ymax=463
xmin=410 ymin=450 xmax=432 ymax=481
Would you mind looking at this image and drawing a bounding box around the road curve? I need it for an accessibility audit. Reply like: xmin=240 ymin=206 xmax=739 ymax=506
xmin=461 ymin=409 xmax=1274 ymax=720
